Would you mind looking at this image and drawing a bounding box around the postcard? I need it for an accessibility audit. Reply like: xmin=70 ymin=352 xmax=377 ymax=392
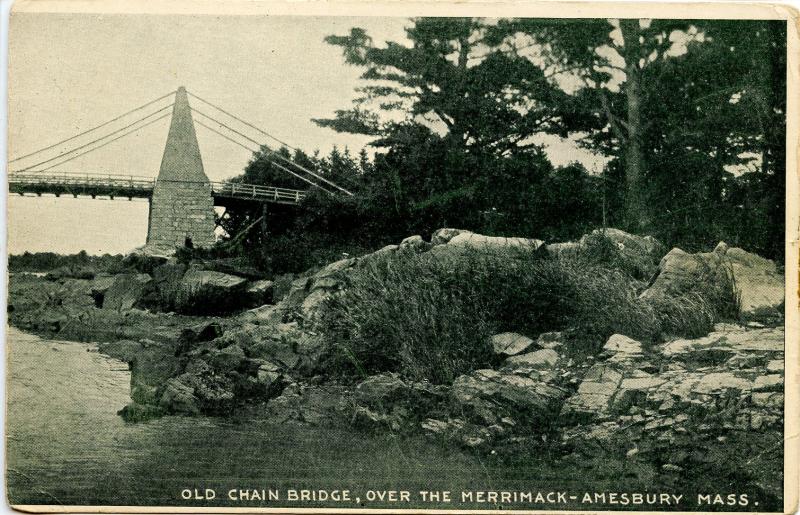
xmin=5 ymin=1 xmax=798 ymax=513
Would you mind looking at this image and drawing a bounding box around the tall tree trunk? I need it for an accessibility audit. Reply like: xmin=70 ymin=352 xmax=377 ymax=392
xmin=619 ymin=19 xmax=649 ymax=233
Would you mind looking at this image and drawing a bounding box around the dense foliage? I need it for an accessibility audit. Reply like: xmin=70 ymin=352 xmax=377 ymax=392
xmin=217 ymin=18 xmax=785 ymax=275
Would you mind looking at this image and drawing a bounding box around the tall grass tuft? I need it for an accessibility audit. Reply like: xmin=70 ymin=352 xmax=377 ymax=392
xmin=316 ymin=239 xmax=739 ymax=384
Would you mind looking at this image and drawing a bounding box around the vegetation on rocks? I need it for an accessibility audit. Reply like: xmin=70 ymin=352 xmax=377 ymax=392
xmin=316 ymin=232 xmax=739 ymax=384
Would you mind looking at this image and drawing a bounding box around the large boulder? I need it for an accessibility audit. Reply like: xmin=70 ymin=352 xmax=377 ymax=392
xmin=723 ymin=247 xmax=784 ymax=318
xmin=641 ymin=245 xmax=783 ymax=319
xmin=177 ymin=268 xmax=248 ymax=313
xmin=428 ymin=231 xmax=544 ymax=261
xmin=490 ymin=332 xmax=534 ymax=356
xmin=102 ymin=273 xmax=153 ymax=311
xmin=446 ymin=232 xmax=544 ymax=251
xmin=641 ymin=248 xmax=724 ymax=300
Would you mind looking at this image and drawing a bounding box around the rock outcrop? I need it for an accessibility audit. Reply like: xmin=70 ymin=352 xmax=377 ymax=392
xmin=562 ymin=324 xmax=784 ymax=434
xmin=490 ymin=332 xmax=534 ymax=356
xmin=102 ymin=273 xmax=153 ymax=311
xmin=8 ymin=223 xmax=786 ymax=500
xmin=180 ymin=268 xmax=248 ymax=297
xmin=451 ymin=368 xmax=567 ymax=427
xmin=641 ymin=244 xmax=783 ymax=319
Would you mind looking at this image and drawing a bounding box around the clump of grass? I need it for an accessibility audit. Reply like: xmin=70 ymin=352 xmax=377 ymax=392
xmin=317 ymin=249 xmax=501 ymax=384
xmin=316 ymin=240 xmax=739 ymax=384
xmin=645 ymin=292 xmax=715 ymax=339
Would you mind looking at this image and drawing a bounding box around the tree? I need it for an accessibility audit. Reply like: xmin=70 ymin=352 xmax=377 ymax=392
xmin=315 ymin=18 xmax=576 ymax=155
xmin=489 ymin=18 xmax=785 ymax=254
xmin=488 ymin=19 xmax=697 ymax=232
xmin=314 ymin=18 xmax=604 ymax=242
xmin=640 ymin=20 xmax=786 ymax=256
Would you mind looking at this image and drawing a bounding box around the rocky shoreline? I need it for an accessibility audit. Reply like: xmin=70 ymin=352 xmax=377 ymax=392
xmin=7 ymin=227 xmax=786 ymax=505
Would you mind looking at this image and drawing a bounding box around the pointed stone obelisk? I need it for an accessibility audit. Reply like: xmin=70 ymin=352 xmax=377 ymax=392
xmin=145 ymin=87 xmax=216 ymax=251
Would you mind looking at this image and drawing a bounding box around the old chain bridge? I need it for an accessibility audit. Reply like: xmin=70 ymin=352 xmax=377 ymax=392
xmin=8 ymin=87 xmax=352 ymax=252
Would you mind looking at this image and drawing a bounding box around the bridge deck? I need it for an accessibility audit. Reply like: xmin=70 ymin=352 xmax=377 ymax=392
xmin=7 ymin=172 xmax=306 ymax=205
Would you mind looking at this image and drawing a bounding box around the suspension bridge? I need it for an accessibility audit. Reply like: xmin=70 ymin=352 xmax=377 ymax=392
xmin=7 ymin=87 xmax=352 ymax=252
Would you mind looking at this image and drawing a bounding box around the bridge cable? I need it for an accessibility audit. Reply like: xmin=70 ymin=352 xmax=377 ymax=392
xmin=191 ymin=108 xmax=352 ymax=195
xmin=191 ymin=107 xmax=353 ymax=196
xmin=187 ymin=100 xmax=353 ymax=196
xmin=187 ymin=91 xmax=298 ymax=151
xmin=9 ymin=90 xmax=177 ymax=164
xmin=14 ymin=104 xmax=174 ymax=173
xmin=193 ymin=118 xmax=334 ymax=195
xmin=32 ymin=111 xmax=172 ymax=173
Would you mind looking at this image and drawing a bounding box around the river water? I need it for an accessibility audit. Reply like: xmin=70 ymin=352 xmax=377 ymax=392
xmin=4 ymin=327 xmax=498 ymax=509
xmin=6 ymin=327 xmax=779 ymax=512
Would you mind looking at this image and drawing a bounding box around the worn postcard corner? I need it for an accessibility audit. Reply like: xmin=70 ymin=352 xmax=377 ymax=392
xmin=4 ymin=0 xmax=799 ymax=514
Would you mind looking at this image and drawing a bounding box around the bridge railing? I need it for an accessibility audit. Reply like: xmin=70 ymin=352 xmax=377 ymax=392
xmin=8 ymin=171 xmax=156 ymax=190
xmin=210 ymin=181 xmax=306 ymax=204
xmin=7 ymin=171 xmax=307 ymax=205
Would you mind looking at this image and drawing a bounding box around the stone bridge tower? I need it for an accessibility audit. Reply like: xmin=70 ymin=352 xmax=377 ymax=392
xmin=145 ymin=87 xmax=216 ymax=251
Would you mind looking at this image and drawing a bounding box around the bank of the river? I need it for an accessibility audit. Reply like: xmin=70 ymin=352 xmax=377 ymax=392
xmin=6 ymin=228 xmax=787 ymax=511
xmin=5 ymin=327 xmax=707 ymax=510
xmin=6 ymin=328 xmax=494 ymax=508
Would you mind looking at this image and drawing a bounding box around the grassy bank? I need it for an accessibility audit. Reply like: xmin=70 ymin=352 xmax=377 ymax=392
xmin=317 ymin=237 xmax=739 ymax=384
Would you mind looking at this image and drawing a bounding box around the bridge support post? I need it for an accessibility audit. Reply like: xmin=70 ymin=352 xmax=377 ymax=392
xmin=260 ymin=203 xmax=268 ymax=235
xmin=145 ymin=87 xmax=216 ymax=253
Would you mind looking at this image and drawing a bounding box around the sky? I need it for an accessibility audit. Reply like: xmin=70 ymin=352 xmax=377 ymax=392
xmin=7 ymin=12 xmax=604 ymax=255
